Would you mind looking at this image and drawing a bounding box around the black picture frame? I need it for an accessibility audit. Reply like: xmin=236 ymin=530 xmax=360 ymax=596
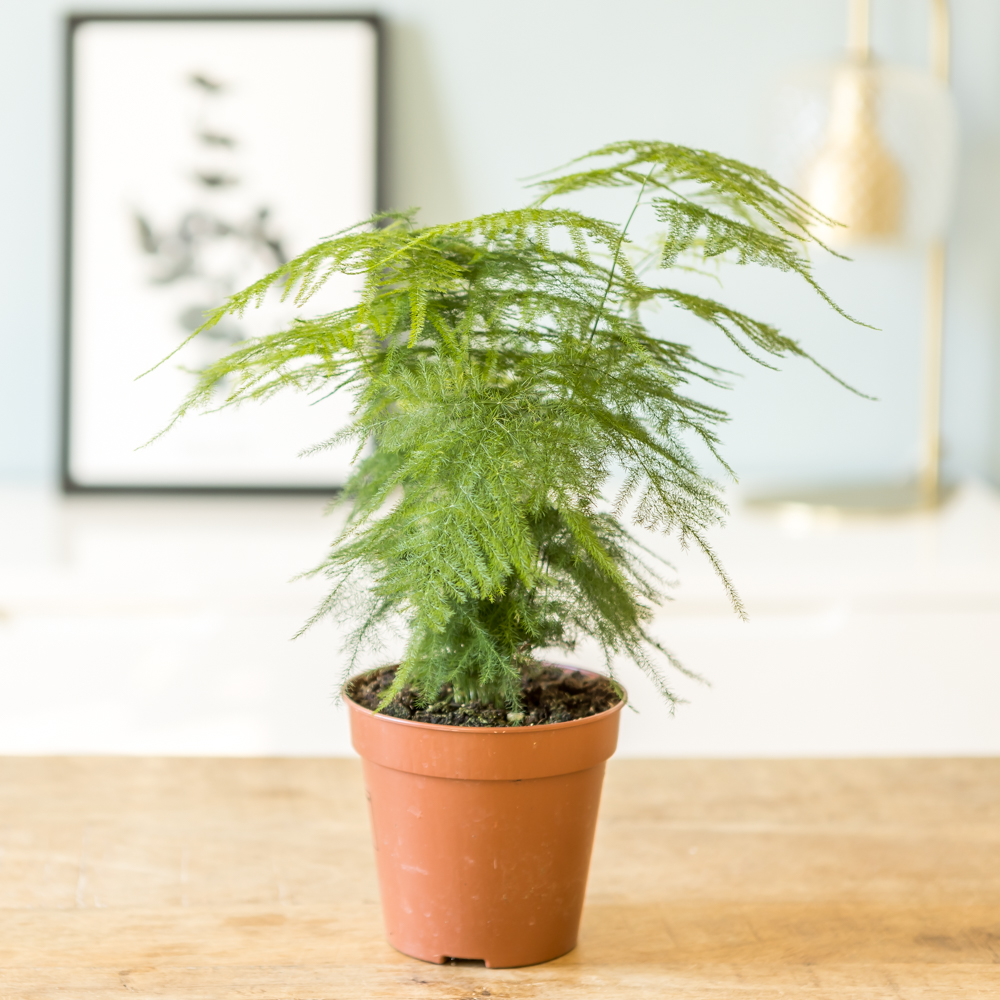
xmin=62 ymin=12 xmax=384 ymax=494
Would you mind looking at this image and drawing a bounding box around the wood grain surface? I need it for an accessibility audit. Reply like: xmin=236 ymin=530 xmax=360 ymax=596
xmin=1 ymin=757 xmax=998 ymax=998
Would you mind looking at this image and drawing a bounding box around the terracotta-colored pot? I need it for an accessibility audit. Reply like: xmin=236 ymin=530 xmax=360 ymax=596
xmin=345 ymin=666 xmax=625 ymax=968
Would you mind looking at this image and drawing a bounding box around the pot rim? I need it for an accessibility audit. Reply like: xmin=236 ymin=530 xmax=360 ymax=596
xmin=341 ymin=663 xmax=627 ymax=736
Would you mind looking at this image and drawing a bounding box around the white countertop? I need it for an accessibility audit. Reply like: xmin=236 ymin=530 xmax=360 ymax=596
xmin=1 ymin=482 xmax=997 ymax=757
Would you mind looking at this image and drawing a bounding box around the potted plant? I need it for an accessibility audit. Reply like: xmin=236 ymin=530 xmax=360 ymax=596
xmin=155 ymin=141 xmax=857 ymax=967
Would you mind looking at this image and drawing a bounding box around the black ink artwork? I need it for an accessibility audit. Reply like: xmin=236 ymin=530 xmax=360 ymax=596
xmin=65 ymin=14 xmax=378 ymax=490
xmin=133 ymin=72 xmax=287 ymax=357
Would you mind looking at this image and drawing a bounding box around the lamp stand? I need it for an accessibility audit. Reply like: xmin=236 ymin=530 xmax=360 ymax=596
xmin=918 ymin=239 xmax=946 ymax=508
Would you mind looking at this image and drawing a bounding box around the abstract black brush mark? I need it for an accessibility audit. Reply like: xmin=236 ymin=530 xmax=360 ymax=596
xmin=133 ymin=69 xmax=287 ymax=357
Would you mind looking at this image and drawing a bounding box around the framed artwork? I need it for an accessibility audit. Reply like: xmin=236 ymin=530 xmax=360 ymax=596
xmin=63 ymin=13 xmax=382 ymax=491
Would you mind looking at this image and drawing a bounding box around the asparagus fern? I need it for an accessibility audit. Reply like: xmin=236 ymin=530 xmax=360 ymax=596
xmin=153 ymin=140 xmax=859 ymax=711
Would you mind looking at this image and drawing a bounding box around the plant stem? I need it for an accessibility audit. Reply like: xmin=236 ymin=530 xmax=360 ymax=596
xmin=585 ymin=165 xmax=657 ymax=348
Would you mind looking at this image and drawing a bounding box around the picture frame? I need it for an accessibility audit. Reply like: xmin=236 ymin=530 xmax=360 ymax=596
xmin=62 ymin=12 xmax=383 ymax=492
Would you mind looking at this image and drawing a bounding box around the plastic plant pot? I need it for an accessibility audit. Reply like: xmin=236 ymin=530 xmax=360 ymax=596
xmin=345 ymin=666 xmax=625 ymax=968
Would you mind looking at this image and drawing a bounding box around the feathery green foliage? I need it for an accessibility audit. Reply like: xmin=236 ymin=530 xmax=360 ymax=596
xmin=153 ymin=140 xmax=859 ymax=712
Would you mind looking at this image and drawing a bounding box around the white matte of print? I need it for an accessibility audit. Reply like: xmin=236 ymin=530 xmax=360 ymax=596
xmin=67 ymin=18 xmax=378 ymax=488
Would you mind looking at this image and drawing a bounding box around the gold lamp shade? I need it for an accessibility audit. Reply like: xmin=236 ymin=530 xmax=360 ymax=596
xmin=801 ymin=63 xmax=905 ymax=245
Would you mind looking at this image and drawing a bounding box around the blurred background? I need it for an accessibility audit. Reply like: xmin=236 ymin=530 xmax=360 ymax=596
xmin=1 ymin=0 xmax=998 ymax=758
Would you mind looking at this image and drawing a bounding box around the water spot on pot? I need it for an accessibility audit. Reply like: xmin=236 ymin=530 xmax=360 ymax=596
xmin=401 ymin=863 xmax=428 ymax=874
xmin=407 ymin=805 xmax=422 ymax=817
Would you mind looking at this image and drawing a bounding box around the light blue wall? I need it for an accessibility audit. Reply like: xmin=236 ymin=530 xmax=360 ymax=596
xmin=2 ymin=0 xmax=998 ymax=489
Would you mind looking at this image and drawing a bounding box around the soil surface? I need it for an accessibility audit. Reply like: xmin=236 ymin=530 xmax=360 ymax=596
xmin=347 ymin=664 xmax=622 ymax=728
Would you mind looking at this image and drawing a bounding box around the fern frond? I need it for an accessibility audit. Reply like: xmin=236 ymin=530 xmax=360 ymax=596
xmin=147 ymin=139 xmax=867 ymax=708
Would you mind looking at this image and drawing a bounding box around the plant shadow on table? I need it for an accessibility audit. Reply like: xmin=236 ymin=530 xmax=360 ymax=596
xmin=568 ymin=901 xmax=1000 ymax=966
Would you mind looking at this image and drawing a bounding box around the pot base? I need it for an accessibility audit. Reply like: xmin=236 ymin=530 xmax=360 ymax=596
xmin=397 ymin=944 xmax=577 ymax=969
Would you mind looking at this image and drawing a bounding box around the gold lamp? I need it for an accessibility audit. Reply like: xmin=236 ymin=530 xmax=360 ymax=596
xmin=764 ymin=0 xmax=956 ymax=512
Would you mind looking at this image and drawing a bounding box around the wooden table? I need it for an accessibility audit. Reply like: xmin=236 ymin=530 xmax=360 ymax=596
xmin=1 ymin=758 xmax=997 ymax=998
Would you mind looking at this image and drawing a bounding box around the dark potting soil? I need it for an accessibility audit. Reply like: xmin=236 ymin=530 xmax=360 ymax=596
xmin=347 ymin=664 xmax=622 ymax=728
